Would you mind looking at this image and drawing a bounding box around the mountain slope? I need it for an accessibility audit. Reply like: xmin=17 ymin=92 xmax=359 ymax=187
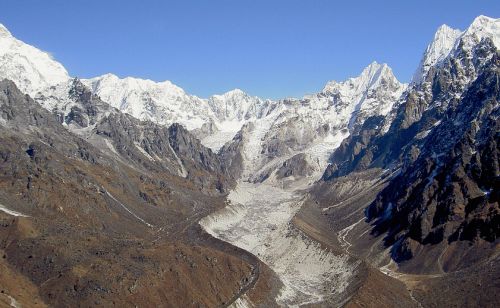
xmin=319 ymin=15 xmax=500 ymax=273
xmin=294 ymin=15 xmax=500 ymax=307
xmin=0 ymin=78 xmax=259 ymax=307
xmin=368 ymin=47 xmax=499 ymax=268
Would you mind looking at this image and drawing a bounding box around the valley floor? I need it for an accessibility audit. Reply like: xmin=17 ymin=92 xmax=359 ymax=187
xmin=199 ymin=171 xmax=423 ymax=307
xmin=201 ymin=180 xmax=361 ymax=307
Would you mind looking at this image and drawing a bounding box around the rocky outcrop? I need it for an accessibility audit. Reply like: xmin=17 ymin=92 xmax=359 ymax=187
xmin=168 ymin=123 xmax=233 ymax=193
xmin=217 ymin=124 xmax=246 ymax=180
xmin=34 ymin=77 xmax=116 ymax=130
xmin=64 ymin=78 xmax=111 ymax=127
xmin=323 ymin=115 xmax=385 ymax=180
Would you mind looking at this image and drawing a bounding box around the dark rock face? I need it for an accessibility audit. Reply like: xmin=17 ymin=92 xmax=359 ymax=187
xmin=65 ymin=78 xmax=103 ymax=127
xmin=276 ymin=153 xmax=317 ymax=179
xmin=1 ymin=79 xmax=55 ymax=127
xmin=0 ymin=79 xmax=92 ymax=160
xmin=324 ymin=116 xmax=385 ymax=180
xmin=369 ymin=57 xmax=499 ymax=261
xmin=168 ymin=123 xmax=233 ymax=193
xmin=218 ymin=123 xmax=248 ymax=180
xmin=94 ymin=112 xmax=187 ymax=174
xmin=321 ymin=38 xmax=500 ymax=268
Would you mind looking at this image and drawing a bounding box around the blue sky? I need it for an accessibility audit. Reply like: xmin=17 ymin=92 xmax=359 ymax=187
xmin=1 ymin=1 xmax=498 ymax=99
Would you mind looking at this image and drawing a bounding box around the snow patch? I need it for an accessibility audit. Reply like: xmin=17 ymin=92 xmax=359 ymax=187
xmin=229 ymin=294 xmax=254 ymax=308
xmin=134 ymin=142 xmax=154 ymax=161
xmin=0 ymin=203 xmax=29 ymax=217
xmin=104 ymin=138 xmax=119 ymax=155
xmin=166 ymin=141 xmax=188 ymax=178
xmin=416 ymin=129 xmax=431 ymax=139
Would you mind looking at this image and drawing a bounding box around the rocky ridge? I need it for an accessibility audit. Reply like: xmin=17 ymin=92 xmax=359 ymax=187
xmin=321 ymin=15 xmax=500 ymax=273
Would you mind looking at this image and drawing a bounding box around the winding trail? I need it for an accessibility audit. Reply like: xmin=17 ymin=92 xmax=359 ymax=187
xmin=103 ymin=190 xmax=153 ymax=228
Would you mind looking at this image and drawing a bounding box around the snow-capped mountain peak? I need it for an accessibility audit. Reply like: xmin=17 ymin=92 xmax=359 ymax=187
xmin=356 ymin=61 xmax=394 ymax=90
xmin=82 ymin=74 xmax=207 ymax=130
xmin=411 ymin=24 xmax=462 ymax=84
xmin=88 ymin=73 xmax=186 ymax=97
xmin=207 ymin=88 xmax=266 ymax=121
xmin=322 ymin=61 xmax=397 ymax=95
xmin=0 ymin=23 xmax=69 ymax=96
xmin=313 ymin=62 xmax=402 ymax=105
xmin=412 ymin=15 xmax=499 ymax=85
xmin=461 ymin=15 xmax=500 ymax=49
xmin=215 ymin=88 xmax=246 ymax=98
xmin=425 ymin=24 xmax=462 ymax=62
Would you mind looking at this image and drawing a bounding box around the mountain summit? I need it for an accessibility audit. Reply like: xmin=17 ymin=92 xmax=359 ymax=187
xmin=0 ymin=23 xmax=69 ymax=95
xmin=413 ymin=15 xmax=499 ymax=85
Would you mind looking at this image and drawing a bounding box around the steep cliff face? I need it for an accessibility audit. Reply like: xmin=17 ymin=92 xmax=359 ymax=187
xmin=168 ymin=123 xmax=234 ymax=193
xmin=321 ymin=17 xmax=500 ymax=271
xmin=367 ymin=54 xmax=499 ymax=265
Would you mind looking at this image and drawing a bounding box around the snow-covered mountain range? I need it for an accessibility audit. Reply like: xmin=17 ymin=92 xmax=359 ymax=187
xmin=0 ymin=15 xmax=498 ymax=180
xmin=0 ymin=21 xmax=405 ymax=176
